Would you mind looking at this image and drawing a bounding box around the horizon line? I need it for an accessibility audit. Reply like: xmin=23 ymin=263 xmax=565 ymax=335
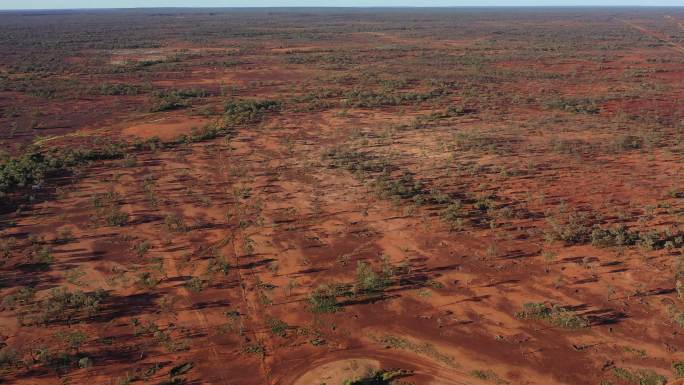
xmin=3 ymin=5 xmax=684 ymax=10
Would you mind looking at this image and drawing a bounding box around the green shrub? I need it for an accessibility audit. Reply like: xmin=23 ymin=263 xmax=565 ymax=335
xmin=133 ymin=241 xmax=151 ymax=258
xmin=545 ymin=212 xmax=594 ymax=245
xmin=0 ymin=145 xmax=126 ymax=200
xmin=342 ymin=87 xmax=449 ymax=108
xmin=92 ymin=190 xmax=129 ymax=227
xmin=207 ymin=256 xmax=230 ymax=275
xmin=164 ymin=214 xmax=188 ymax=233
xmin=184 ymin=277 xmax=204 ymax=293
xmin=223 ymin=99 xmax=280 ymax=125
xmin=515 ymin=302 xmax=588 ymax=329
xmin=323 ymin=146 xmax=389 ymax=174
xmin=29 ymin=246 xmax=54 ymax=267
xmin=308 ymin=284 xmax=342 ymax=313
xmin=105 ymin=208 xmax=129 ymax=226
xmin=453 ymin=130 xmax=502 ymax=153
xmin=266 ymin=318 xmax=289 ymax=337
xmin=36 ymin=287 xmax=108 ymax=325
xmin=94 ymin=83 xmax=141 ymax=96
xmin=613 ymin=367 xmax=666 ymax=385
xmin=674 ymin=360 xmax=684 ymax=378
xmin=470 ymin=369 xmax=508 ymax=384
xmin=374 ymin=172 xmax=425 ymax=201
xmin=545 ymin=97 xmax=600 ymax=114
xmin=355 ymin=261 xmax=390 ymax=295
xmin=150 ymin=96 xmax=188 ymax=112
xmin=149 ymin=88 xmax=207 ymax=112
xmin=590 ymin=224 xmax=638 ymax=247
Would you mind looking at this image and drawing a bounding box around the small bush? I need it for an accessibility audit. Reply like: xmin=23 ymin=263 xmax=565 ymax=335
xmin=36 ymin=287 xmax=108 ymax=325
xmin=323 ymin=146 xmax=389 ymax=174
xmin=374 ymin=172 xmax=425 ymax=201
xmin=591 ymin=224 xmax=638 ymax=248
xmin=223 ymin=99 xmax=280 ymax=125
xmin=207 ymin=256 xmax=230 ymax=275
xmin=164 ymin=214 xmax=188 ymax=233
xmin=515 ymin=302 xmax=588 ymax=329
xmin=470 ymin=369 xmax=508 ymax=384
xmin=354 ymin=261 xmax=390 ymax=295
xmin=308 ymin=284 xmax=342 ymax=313
xmin=545 ymin=97 xmax=600 ymax=114
xmin=545 ymin=212 xmax=594 ymax=245
xmin=674 ymin=360 xmax=684 ymax=378
xmin=184 ymin=277 xmax=204 ymax=293
xmin=613 ymin=367 xmax=666 ymax=385
xmin=266 ymin=318 xmax=289 ymax=337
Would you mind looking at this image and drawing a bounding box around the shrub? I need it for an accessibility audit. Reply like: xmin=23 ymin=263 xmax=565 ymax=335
xmin=55 ymin=330 xmax=87 ymax=351
xmin=674 ymin=360 xmax=684 ymax=378
xmin=323 ymin=146 xmax=389 ymax=174
xmin=150 ymin=96 xmax=187 ymax=112
xmin=164 ymin=214 xmax=188 ymax=233
xmin=185 ymin=277 xmax=204 ymax=293
xmin=0 ymin=151 xmax=52 ymax=198
xmin=133 ymin=241 xmax=151 ymax=258
xmin=29 ymin=246 xmax=54 ymax=267
xmin=92 ymin=190 xmax=129 ymax=227
xmin=669 ymin=305 xmax=684 ymax=329
xmin=95 ymin=83 xmax=141 ymax=96
xmin=36 ymin=287 xmax=108 ymax=325
xmin=545 ymin=97 xmax=600 ymax=114
xmin=308 ymin=284 xmax=342 ymax=313
xmin=590 ymin=224 xmax=638 ymax=248
xmin=266 ymin=318 xmax=289 ymax=337
xmin=610 ymin=135 xmax=643 ymax=152
xmin=207 ymin=256 xmax=230 ymax=275
xmin=243 ymin=343 xmax=266 ymax=359
xmin=453 ymin=130 xmax=502 ymax=153
xmin=105 ymin=208 xmax=129 ymax=227
xmin=223 ymin=99 xmax=280 ymax=125
xmin=342 ymin=87 xmax=449 ymax=108
xmin=545 ymin=212 xmax=594 ymax=245
xmin=0 ymin=348 xmax=20 ymax=370
xmin=54 ymin=227 xmax=75 ymax=245
xmin=0 ymin=237 xmax=16 ymax=262
xmin=613 ymin=367 xmax=666 ymax=385
xmin=149 ymin=88 xmax=207 ymax=112
xmin=470 ymin=370 xmax=508 ymax=384
xmin=374 ymin=172 xmax=425 ymax=201
xmin=515 ymin=302 xmax=587 ymax=329
xmin=136 ymin=272 xmax=160 ymax=288
xmin=78 ymin=356 xmax=93 ymax=368
xmin=343 ymin=369 xmax=412 ymax=385
xmin=354 ymin=261 xmax=390 ymax=295
xmin=1 ymin=286 xmax=35 ymax=310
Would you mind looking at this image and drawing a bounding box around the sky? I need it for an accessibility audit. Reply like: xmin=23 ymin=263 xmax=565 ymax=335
xmin=1 ymin=0 xmax=683 ymax=9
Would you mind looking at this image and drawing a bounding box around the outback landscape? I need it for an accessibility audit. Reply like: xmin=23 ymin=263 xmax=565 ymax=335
xmin=1 ymin=7 xmax=684 ymax=385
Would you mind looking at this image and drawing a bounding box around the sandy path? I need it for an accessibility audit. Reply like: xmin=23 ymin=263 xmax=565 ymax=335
xmin=621 ymin=18 xmax=684 ymax=54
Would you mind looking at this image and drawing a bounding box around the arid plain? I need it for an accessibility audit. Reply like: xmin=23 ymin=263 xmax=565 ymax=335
xmin=1 ymin=8 xmax=684 ymax=385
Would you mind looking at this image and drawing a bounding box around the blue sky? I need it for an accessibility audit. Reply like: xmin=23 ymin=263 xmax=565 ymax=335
xmin=2 ymin=0 xmax=683 ymax=9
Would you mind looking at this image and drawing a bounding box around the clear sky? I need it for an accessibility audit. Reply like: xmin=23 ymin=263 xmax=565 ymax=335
xmin=1 ymin=0 xmax=683 ymax=10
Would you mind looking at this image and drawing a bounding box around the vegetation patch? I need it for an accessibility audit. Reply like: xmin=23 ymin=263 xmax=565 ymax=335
xmin=515 ymin=302 xmax=588 ymax=329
